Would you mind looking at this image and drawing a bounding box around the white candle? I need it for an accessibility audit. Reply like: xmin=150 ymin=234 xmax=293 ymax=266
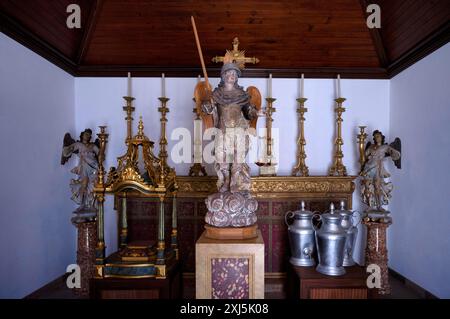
xmin=162 ymin=73 xmax=166 ymax=97
xmin=194 ymin=74 xmax=202 ymax=163
xmin=258 ymin=129 xmax=269 ymax=162
xmin=268 ymin=74 xmax=272 ymax=98
xmin=337 ymin=74 xmax=341 ymax=98
xmin=300 ymin=73 xmax=304 ymax=98
xmin=193 ymin=119 xmax=203 ymax=163
xmin=127 ymin=72 xmax=132 ymax=97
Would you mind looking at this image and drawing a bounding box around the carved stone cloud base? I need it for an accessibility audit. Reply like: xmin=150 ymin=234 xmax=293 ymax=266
xmin=205 ymin=191 xmax=258 ymax=227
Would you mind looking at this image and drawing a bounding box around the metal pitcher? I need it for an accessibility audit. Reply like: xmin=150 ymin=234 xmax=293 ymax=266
xmin=336 ymin=200 xmax=360 ymax=267
xmin=285 ymin=201 xmax=317 ymax=267
xmin=314 ymin=203 xmax=347 ymax=276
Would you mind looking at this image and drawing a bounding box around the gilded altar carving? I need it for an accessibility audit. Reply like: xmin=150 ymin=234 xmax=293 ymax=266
xmin=251 ymin=180 xmax=354 ymax=193
xmin=178 ymin=180 xmax=218 ymax=194
xmin=93 ymin=93 xmax=178 ymax=281
xmin=120 ymin=166 xmax=145 ymax=184
xmin=101 ymin=117 xmax=176 ymax=194
xmin=177 ymin=176 xmax=356 ymax=196
xmin=212 ymin=37 xmax=259 ymax=68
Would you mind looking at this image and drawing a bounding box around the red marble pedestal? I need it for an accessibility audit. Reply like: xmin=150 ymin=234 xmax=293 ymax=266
xmin=196 ymin=230 xmax=265 ymax=299
xmin=363 ymin=218 xmax=392 ymax=295
xmin=74 ymin=221 xmax=97 ymax=298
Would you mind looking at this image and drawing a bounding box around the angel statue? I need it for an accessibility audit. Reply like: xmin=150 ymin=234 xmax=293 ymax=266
xmin=360 ymin=130 xmax=401 ymax=212
xmin=194 ymin=62 xmax=261 ymax=228
xmin=61 ymin=129 xmax=100 ymax=216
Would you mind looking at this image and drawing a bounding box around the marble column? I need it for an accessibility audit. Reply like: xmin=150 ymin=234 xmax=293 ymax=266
xmin=74 ymin=221 xmax=97 ymax=298
xmin=363 ymin=219 xmax=392 ymax=295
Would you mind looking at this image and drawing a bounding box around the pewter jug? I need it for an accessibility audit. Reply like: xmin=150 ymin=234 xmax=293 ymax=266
xmin=336 ymin=201 xmax=360 ymax=267
xmin=285 ymin=201 xmax=317 ymax=267
xmin=314 ymin=203 xmax=347 ymax=276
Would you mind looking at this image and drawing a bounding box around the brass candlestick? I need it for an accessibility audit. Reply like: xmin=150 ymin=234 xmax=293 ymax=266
xmin=257 ymin=97 xmax=277 ymax=176
xmin=329 ymin=97 xmax=348 ymax=176
xmin=357 ymin=126 xmax=367 ymax=174
xmin=96 ymin=125 xmax=108 ymax=187
xmin=123 ymin=96 xmax=135 ymax=142
xmin=156 ymin=194 xmax=166 ymax=266
xmin=189 ymin=97 xmax=207 ymax=176
xmin=292 ymin=97 xmax=309 ymax=176
xmin=156 ymin=96 xmax=170 ymax=266
xmin=158 ymin=97 xmax=170 ymax=172
xmin=95 ymin=126 xmax=108 ymax=272
xmin=265 ymin=97 xmax=276 ymax=160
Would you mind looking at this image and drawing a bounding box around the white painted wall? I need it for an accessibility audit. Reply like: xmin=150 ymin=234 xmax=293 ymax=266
xmin=75 ymin=77 xmax=390 ymax=175
xmin=0 ymin=33 xmax=76 ymax=298
xmin=75 ymin=76 xmax=390 ymax=261
xmin=389 ymin=43 xmax=450 ymax=298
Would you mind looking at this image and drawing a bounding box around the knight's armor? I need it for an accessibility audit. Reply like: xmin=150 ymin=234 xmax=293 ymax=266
xmin=201 ymin=67 xmax=257 ymax=194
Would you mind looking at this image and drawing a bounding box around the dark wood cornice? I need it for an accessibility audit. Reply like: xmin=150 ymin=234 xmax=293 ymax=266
xmin=387 ymin=20 xmax=450 ymax=78
xmin=76 ymin=0 xmax=104 ymax=64
xmin=359 ymin=0 xmax=389 ymax=68
xmin=0 ymin=10 xmax=76 ymax=75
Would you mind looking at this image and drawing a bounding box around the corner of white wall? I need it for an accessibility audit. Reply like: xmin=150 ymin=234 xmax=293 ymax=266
xmin=388 ymin=43 xmax=450 ymax=298
xmin=0 ymin=33 xmax=77 ymax=298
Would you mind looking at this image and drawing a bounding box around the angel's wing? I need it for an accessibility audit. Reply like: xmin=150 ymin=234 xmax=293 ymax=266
xmin=64 ymin=132 xmax=76 ymax=146
xmin=246 ymin=86 xmax=261 ymax=131
xmin=389 ymin=137 xmax=401 ymax=169
xmin=61 ymin=132 xmax=76 ymax=165
xmin=194 ymin=81 xmax=214 ymax=129
xmin=365 ymin=141 xmax=372 ymax=152
xmin=390 ymin=137 xmax=401 ymax=153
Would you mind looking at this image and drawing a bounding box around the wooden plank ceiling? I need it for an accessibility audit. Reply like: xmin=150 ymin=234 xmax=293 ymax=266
xmin=0 ymin=0 xmax=449 ymax=78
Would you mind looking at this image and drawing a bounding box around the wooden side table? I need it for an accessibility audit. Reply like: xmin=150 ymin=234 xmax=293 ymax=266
xmin=288 ymin=264 xmax=372 ymax=299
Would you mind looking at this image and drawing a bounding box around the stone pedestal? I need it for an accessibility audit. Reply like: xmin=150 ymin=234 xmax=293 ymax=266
xmin=74 ymin=221 xmax=97 ymax=297
xmin=363 ymin=212 xmax=392 ymax=295
xmin=259 ymin=164 xmax=277 ymax=176
xmin=204 ymin=224 xmax=258 ymax=240
xmin=196 ymin=230 xmax=265 ymax=299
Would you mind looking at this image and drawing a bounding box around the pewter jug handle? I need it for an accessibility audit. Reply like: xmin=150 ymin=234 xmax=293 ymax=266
xmin=285 ymin=211 xmax=294 ymax=226
xmin=352 ymin=210 xmax=362 ymax=226
xmin=311 ymin=212 xmax=321 ymax=231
